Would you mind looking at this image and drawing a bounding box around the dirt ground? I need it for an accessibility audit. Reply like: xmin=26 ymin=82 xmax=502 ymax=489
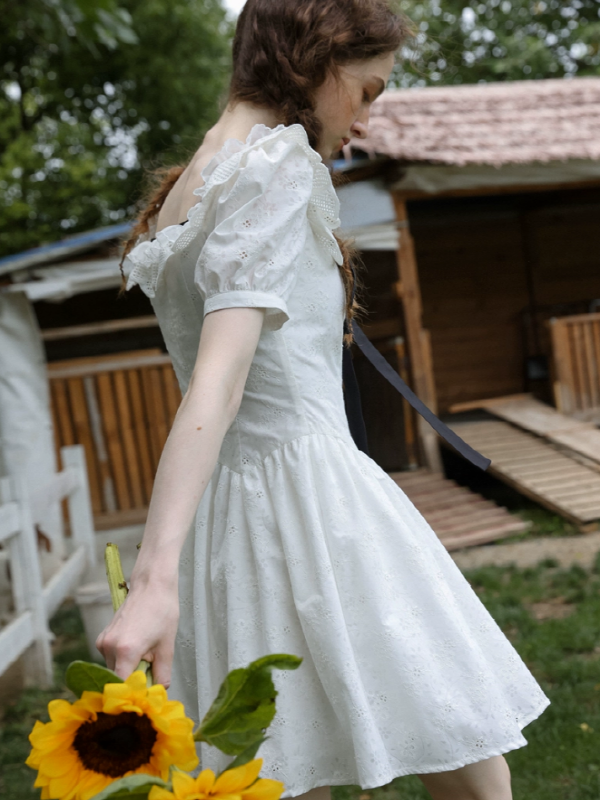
xmin=450 ymin=529 xmax=600 ymax=571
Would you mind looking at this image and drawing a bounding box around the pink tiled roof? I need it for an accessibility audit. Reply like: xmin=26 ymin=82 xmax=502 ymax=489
xmin=354 ymin=77 xmax=600 ymax=167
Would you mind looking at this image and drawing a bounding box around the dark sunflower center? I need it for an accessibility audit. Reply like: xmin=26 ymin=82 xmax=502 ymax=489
xmin=72 ymin=711 xmax=157 ymax=778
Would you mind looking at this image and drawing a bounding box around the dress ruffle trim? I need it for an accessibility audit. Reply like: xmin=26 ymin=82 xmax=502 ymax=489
xmin=125 ymin=123 xmax=343 ymax=299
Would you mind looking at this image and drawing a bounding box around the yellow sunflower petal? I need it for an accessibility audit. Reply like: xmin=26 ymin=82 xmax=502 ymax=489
xmin=48 ymin=699 xmax=84 ymax=722
xmin=40 ymin=787 xmax=51 ymax=799
xmin=30 ymin=722 xmax=78 ymax=749
xmin=194 ymin=767 xmax=217 ymax=794
xmin=214 ymin=760 xmax=263 ymax=794
xmin=77 ymin=692 xmax=104 ymax=714
xmin=33 ymin=771 xmax=50 ymax=788
xmin=79 ymin=770 xmax=113 ymax=800
xmin=48 ymin=767 xmax=80 ymax=798
xmin=242 ymin=779 xmax=285 ymax=800
xmin=171 ymin=769 xmax=201 ymax=797
xmin=38 ymin=750 xmax=79 ymax=778
xmin=148 ymin=788 xmax=176 ymax=800
xmin=26 ymin=750 xmax=42 ymax=769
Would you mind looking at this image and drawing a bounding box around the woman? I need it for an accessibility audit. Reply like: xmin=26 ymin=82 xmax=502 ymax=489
xmin=97 ymin=2 xmax=550 ymax=798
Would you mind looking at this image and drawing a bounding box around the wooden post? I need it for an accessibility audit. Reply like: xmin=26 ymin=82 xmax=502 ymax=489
xmin=61 ymin=445 xmax=97 ymax=573
xmin=13 ymin=477 xmax=54 ymax=688
xmin=392 ymin=194 xmax=443 ymax=472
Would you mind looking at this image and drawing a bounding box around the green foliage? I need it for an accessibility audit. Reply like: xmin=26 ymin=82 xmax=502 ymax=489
xmin=65 ymin=661 xmax=123 ymax=697
xmin=395 ymin=0 xmax=600 ymax=87
xmin=91 ymin=774 xmax=169 ymax=800
xmin=195 ymin=654 xmax=303 ymax=755
xmin=224 ymin=736 xmax=269 ymax=771
xmin=1 ymin=0 xmax=233 ymax=257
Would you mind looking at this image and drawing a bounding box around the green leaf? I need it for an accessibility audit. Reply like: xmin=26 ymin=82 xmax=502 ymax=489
xmin=195 ymin=654 xmax=302 ymax=755
xmin=90 ymin=774 xmax=168 ymax=800
xmin=65 ymin=661 xmax=123 ymax=697
xmin=221 ymin=737 xmax=268 ymax=773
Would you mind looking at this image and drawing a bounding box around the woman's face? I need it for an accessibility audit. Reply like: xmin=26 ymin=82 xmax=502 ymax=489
xmin=313 ymin=52 xmax=396 ymax=159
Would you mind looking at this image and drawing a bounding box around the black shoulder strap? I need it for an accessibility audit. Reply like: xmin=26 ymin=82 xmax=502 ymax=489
xmin=343 ymin=261 xmax=490 ymax=472
xmin=348 ymin=321 xmax=491 ymax=471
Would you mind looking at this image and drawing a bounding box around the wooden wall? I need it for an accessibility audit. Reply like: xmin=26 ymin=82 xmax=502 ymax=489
xmin=405 ymin=188 xmax=600 ymax=414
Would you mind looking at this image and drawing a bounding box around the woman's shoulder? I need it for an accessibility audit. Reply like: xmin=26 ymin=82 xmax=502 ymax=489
xmin=123 ymin=123 xmax=342 ymax=297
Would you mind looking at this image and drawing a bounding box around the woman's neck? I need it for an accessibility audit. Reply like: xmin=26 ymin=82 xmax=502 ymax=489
xmin=203 ymin=102 xmax=283 ymax=150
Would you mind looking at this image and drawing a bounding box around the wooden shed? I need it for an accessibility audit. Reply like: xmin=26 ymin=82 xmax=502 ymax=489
xmin=340 ymin=76 xmax=600 ymax=528
xmin=3 ymin=76 xmax=599 ymax=538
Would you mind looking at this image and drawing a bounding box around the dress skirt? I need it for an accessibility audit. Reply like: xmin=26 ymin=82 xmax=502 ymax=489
xmin=170 ymin=433 xmax=550 ymax=797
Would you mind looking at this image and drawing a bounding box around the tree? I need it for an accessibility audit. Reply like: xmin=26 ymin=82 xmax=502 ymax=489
xmin=1 ymin=0 xmax=232 ymax=257
xmin=394 ymin=0 xmax=600 ymax=87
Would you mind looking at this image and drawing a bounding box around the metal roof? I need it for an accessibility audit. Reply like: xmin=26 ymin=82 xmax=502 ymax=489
xmin=0 ymin=222 xmax=132 ymax=278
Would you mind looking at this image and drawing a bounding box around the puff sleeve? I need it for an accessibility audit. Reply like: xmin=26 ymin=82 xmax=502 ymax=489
xmin=194 ymin=136 xmax=314 ymax=332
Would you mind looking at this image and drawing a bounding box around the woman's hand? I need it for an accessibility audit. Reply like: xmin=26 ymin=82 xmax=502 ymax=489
xmin=95 ymin=575 xmax=179 ymax=687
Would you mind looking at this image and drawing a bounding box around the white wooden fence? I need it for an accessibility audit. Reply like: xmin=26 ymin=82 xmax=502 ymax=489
xmin=0 ymin=445 xmax=96 ymax=688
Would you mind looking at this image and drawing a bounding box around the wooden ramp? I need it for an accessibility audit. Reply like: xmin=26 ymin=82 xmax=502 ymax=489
xmin=446 ymin=419 xmax=600 ymax=530
xmin=388 ymin=469 xmax=529 ymax=550
xmin=450 ymin=393 xmax=600 ymax=469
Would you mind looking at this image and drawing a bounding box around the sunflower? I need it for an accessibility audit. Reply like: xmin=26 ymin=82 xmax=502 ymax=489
xmin=26 ymin=671 xmax=199 ymax=800
xmin=148 ymin=758 xmax=284 ymax=800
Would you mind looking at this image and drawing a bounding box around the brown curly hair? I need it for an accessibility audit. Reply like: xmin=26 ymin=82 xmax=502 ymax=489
xmin=120 ymin=0 xmax=411 ymax=341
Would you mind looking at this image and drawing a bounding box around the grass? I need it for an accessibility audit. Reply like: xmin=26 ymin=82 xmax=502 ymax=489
xmin=3 ymin=552 xmax=600 ymax=800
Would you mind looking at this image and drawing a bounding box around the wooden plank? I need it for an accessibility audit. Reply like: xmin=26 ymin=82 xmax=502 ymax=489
xmin=51 ymin=380 xmax=75 ymax=446
xmin=42 ymin=315 xmax=159 ymax=341
xmin=67 ymin=378 xmax=105 ymax=514
xmin=583 ymin=322 xmax=599 ymax=409
xmin=392 ymin=194 xmax=442 ymax=472
xmin=49 ymin=354 xmax=173 ymax=380
xmin=42 ymin=546 xmax=87 ymax=619
xmin=389 ymin=470 xmax=447 ymax=486
xmin=0 ymin=503 xmax=20 ymax=543
xmin=451 ymin=396 xmax=600 ymax=468
xmin=96 ymin=373 xmax=131 ymax=510
xmin=388 ymin=467 xmax=527 ymax=549
xmin=48 ymin=349 xmax=163 ymax=371
xmin=448 ymin=419 xmax=600 ymax=526
xmin=434 ymin=512 xmax=527 ymax=536
xmin=127 ymin=370 xmax=154 ymax=503
xmin=0 ymin=611 xmax=34 ymax=676
xmin=425 ymin=505 xmax=511 ymax=527
xmin=548 ymin=314 xmax=600 ymax=419
xmin=113 ymin=370 xmax=145 ymax=508
xmin=48 ymin=350 xmax=170 ymax=379
xmin=94 ymin=507 xmax=148 ymax=530
xmin=143 ymin=367 xmax=169 ymax=468
xmin=449 ymin=393 xmax=531 ymax=414
xmin=161 ymin=365 xmax=181 ymax=426
xmin=407 ymin=494 xmax=490 ymax=513
xmin=440 ymin=522 xmax=529 ymax=551
xmin=549 ymin=317 xmax=575 ymax=413
xmin=548 ymin=311 xmax=600 ymax=327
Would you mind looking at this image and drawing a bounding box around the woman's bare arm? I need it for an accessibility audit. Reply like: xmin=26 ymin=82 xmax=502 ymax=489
xmin=96 ymin=306 xmax=266 ymax=685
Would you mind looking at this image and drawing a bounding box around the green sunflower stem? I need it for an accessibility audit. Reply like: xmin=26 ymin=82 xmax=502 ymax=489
xmin=105 ymin=543 xmax=128 ymax=611
xmin=104 ymin=543 xmax=153 ymax=686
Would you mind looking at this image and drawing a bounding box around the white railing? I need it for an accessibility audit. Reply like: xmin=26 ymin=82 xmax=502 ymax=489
xmin=0 ymin=445 xmax=96 ymax=687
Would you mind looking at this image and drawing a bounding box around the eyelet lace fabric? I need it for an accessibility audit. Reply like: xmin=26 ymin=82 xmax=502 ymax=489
xmin=123 ymin=123 xmax=550 ymax=797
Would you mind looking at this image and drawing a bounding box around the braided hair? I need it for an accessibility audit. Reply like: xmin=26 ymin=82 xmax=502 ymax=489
xmin=120 ymin=0 xmax=411 ymax=343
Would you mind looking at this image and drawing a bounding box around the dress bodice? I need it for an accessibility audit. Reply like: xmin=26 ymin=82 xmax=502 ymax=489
xmin=124 ymin=123 xmax=355 ymax=471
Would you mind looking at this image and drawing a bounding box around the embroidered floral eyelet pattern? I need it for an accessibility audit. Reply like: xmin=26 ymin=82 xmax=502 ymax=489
xmin=121 ymin=123 xmax=550 ymax=799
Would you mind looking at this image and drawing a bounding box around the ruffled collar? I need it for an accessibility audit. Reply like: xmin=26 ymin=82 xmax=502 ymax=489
xmin=124 ymin=123 xmax=343 ymax=296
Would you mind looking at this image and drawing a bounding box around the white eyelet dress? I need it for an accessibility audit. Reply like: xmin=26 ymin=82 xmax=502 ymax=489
xmin=124 ymin=123 xmax=550 ymax=797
